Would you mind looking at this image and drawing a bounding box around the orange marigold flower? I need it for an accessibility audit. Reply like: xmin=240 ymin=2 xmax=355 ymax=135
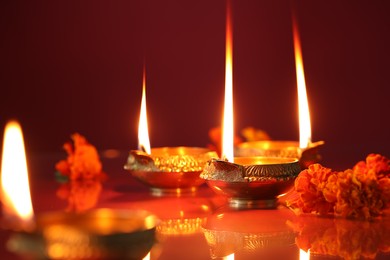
xmin=287 ymin=154 xmax=390 ymax=220
xmin=293 ymin=164 xmax=336 ymax=215
xmin=55 ymin=159 xmax=71 ymax=176
xmin=55 ymin=133 xmax=104 ymax=181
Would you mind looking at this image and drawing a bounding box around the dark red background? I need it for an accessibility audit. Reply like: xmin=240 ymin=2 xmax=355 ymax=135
xmin=1 ymin=0 xmax=389 ymax=169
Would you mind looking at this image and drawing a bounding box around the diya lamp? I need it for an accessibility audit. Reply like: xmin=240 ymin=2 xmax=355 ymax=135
xmin=235 ymin=14 xmax=324 ymax=169
xmin=124 ymin=68 xmax=218 ymax=195
xmin=0 ymin=121 xmax=159 ymax=259
xmin=200 ymin=3 xmax=302 ymax=209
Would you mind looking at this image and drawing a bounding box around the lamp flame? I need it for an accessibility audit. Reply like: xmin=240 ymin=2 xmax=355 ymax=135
xmin=299 ymin=249 xmax=310 ymax=260
xmin=293 ymin=16 xmax=312 ymax=149
xmin=222 ymin=0 xmax=234 ymax=162
xmin=1 ymin=120 xmax=34 ymax=230
xmin=138 ymin=67 xmax=151 ymax=154
xmin=142 ymin=252 xmax=151 ymax=260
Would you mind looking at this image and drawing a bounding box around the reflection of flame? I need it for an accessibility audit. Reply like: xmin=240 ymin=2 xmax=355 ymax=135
xmin=299 ymin=249 xmax=310 ymax=260
xmin=292 ymin=15 xmax=312 ymax=149
xmin=222 ymin=0 xmax=234 ymax=162
xmin=138 ymin=66 xmax=151 ymax=154
xmin=1 ymin=120 xmax=34 ymax=230
xmin=223 ymin=253 xmax=235 ymax=260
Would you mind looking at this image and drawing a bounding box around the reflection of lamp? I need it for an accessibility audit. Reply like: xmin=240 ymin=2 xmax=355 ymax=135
xmin=203 ymin=208 xmax=298 ymax=259
xmin=157 ymin=217 xmax=207 ymax=237
xmin=125 ymin=196 xmax=212 ymax=238
xmin=123 ymin=196 xmax=213 ymax=259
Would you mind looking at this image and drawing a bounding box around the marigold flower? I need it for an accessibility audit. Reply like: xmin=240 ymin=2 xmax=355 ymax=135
xmin=55 ymin=133 xmax=104 ymax=181
xmin=286 ymin=154 xmax=390 ymax=220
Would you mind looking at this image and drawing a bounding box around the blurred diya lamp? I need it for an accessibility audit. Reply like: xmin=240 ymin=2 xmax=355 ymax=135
xmin=200 ymin=157 xmax=301 ymax=209
xmin=125 ymin=68 xmax=217 ymax=195
xmin=124 ymin=147 xmax=218 ymax=195
xmin=0 ymin=121 xmax=158 ymax=259
xmin=202 ymin=208 xmax=298 ymax=259
xmin=236 ymin=140 xmax=324 ymax=169
xmin=6 ymin=209 xmax=159 ymax=259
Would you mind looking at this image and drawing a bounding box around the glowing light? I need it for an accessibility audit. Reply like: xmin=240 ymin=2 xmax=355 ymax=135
xmin=293 ymin=16 xmax=312 ymax=148
xmin=138 ymin=66 xmax=151 ymax=154
xmin=223 ymin=253 xmax=235 ymax=260
xmin=222 ymin=0 xmax=234 ymax=162
xmin=1 ymin=120 xmax=34 ymax=230
xmin=142 ymin=252 xmax=151 ymax=260
xmin=299 ymin=249 xmax=310 ymax=260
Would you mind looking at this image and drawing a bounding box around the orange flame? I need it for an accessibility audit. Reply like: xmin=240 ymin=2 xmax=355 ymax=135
xmin=138 ymin=66 xmax=151 ymax=154
xmin=1 ymin=120 xmax=34 ymax=230
xmin=142 ymin=252 xmax=151 ymax=260
xmin=222 ymin=0 xmax=234 ymax=162
xmin=293 ymin=16 xmax=312 ymax=148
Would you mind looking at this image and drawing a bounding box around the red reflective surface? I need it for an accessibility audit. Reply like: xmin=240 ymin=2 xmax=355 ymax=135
xmin=1 ymin=152 xmax=389 ymax=259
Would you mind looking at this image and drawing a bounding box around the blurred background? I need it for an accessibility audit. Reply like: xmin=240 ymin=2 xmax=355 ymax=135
xmin=1 ymin=0 xmax=389 ymax=169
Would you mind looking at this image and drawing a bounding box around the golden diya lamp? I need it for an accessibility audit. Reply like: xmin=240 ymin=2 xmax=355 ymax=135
xmin=236 ymin=140 xmax=324 ymax=170
xmin=124 ymin=68 xmax=218 ymax=196
xmin=1 ymin=121 xmax=159 ymax=259
xmin=200 ymin=4 xmax=303 ymax=209
xmin=235 ymin=13 xmax=324 ymax=170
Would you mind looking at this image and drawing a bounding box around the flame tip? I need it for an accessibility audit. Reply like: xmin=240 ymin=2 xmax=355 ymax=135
xmin=293 ymin=20 xmax=312 ymax=149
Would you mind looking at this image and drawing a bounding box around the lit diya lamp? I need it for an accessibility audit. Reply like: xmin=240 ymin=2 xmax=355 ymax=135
xmin=124 ymin=67 xmax=218 ymax=195
xmin=200 ymin=3 xmax=301 ymax=209
xmin=235 ymin=14 xmax=324 ymax=169
xmin=0 ymin=120 xmax=158 ymax=259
